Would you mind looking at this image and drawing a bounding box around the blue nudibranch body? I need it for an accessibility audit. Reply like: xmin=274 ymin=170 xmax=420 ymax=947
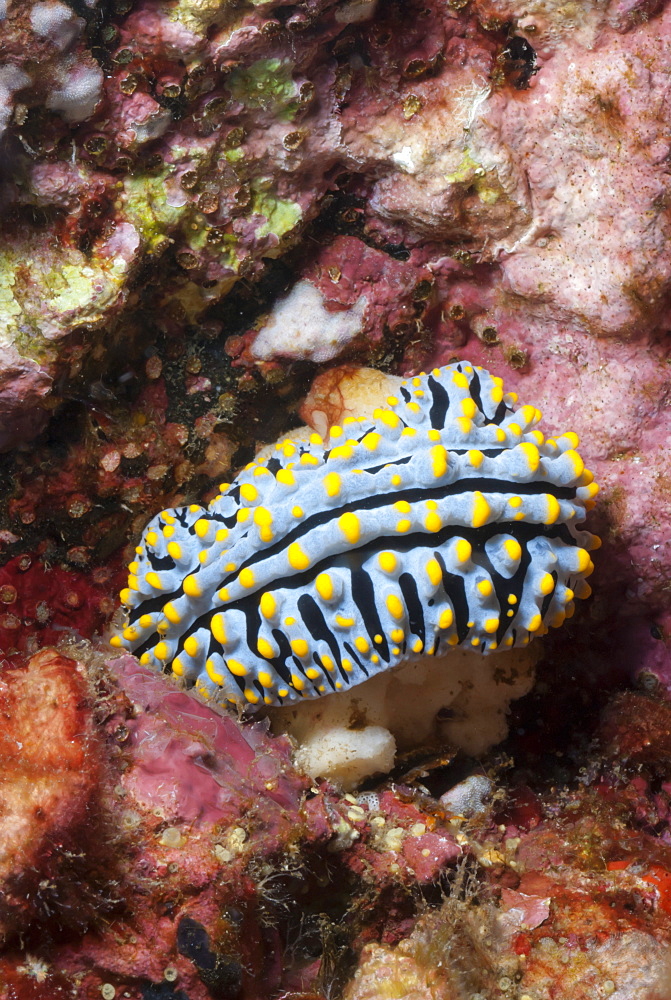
xmin=112 ymin=363 xmax=599 ymax=707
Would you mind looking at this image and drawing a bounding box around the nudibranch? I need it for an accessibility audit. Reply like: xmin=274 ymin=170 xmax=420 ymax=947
xmin=111 ymin=363 xmax=599 ymax=708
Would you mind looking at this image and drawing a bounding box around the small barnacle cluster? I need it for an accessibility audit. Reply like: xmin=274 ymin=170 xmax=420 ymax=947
xmin=112 ymin=363 xmax=599 ymax=707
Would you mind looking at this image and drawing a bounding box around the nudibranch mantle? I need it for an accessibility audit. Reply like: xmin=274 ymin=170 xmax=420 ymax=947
xmin=112 ymin=363 xmax=599 ymax=708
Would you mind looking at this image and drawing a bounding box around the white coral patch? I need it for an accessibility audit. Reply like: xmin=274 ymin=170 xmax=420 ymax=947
xmin=294 ymin=725 xmax=396 ymax=790
xmin=47 ymin=63 xmax=104 ymax=122
xmin=30 ymin=2 xmax=82 ymax=51
xmin=252 ymin=280 xmax=367 ymax=363
xmin=273 ymin=646 xmax=538 ymax=790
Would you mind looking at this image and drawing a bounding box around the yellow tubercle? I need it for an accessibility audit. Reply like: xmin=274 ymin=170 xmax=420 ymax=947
xmin=426 ymin=559 xmax=442 ymax=586
xmin=288 ymin=542 xmax=311 ymax=571
xmin=338 ymin=511 xmax=361 ymax=545
xmin=257 ymin=639 xmax=276 ymax=660
xmin=431 ymin=444 xmax=448 ymax=479
xmin=545 ymin=495 xmax=560 ymax=524
xmin=518 ymin=441 xmax=540 ymax=472
xmin=471 ymin=491 xmax=491 ymax=528
xmin=184 ymin=635 xmax=199 ymax=657
xmin=277 ymin=469 xmax=296 ymax=487
xmin=212 ymin=613 xmax=227 ymax=644
xmin=194 ymin=518 xmax=211 ymax=538
xmin=386 ymin=594 xmax=405 ymax=620
xmin=315 ymin=573 xmax=335 ymax=601
xmin=379 ymin=551 xmax=397 ymax=573
xmin=183 ymin=575 xmax=202 ymax=598
xmin=503 ymin=539 xmax=522 ymax=562
xmin=323 ymin=472 xmax=341 ymax=498
xmin=438 ymin=608 xmax=453 ymax=629
xmin=455 ymin=539 xmax=472 ymax=564
xmin=206 ymin=659 xmax=224 ymax=685
xmin=562 ymin=449 xmax=585 ymax=480
xmin=425 ymin=512 xmax=442 ymax=533
xmin=378 ymin=410 xmax=400 ymax=430
xmin=228 ymin=659 xmax=248 ymax=677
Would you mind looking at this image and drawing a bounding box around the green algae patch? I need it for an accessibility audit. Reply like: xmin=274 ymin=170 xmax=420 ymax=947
xmin=227 ymin=59 xmax=300 ymax=120
xmin=189 ymin=223 xmax=239 ymax=271
xmin=0 ymin=243 xmax=130 ymax=362
xmin=0 ymin=254 xmax=22 ymax=329
xmin=224 ymin=148 xmax=244 ymax=164
xmin=251 ymin=183 xmax=302 ymax=242
xmin=45 ymin=264 xmax=102 ymax=316
xmin=123 ymin=170 xmax=188 ymax=249
xmin=169 ymin=0 xmax=237 ymax=35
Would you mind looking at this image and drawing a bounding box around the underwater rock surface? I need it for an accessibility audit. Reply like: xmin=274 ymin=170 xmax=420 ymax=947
xmin=2 ymin=0 xmax=671 ymax=996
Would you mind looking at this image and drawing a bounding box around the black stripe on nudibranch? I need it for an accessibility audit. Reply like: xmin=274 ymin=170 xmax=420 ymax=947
xmin=127 ymin=478 xmax=580 ymax=623
xmin=112 ymin=363 xmax=600 ymax=708
xmin=427 ymin=375 xmax=450 ymax=429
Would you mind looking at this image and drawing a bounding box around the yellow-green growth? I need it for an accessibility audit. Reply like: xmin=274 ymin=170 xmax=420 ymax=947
xmin=251 ymin=181 xmax=302 ymax=241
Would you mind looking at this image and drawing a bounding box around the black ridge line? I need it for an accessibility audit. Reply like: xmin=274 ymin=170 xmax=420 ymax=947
xmin=134 ymin=475 xmax=578 ymax=616
xmin=129 ymin=520 xmax=576 ymax=654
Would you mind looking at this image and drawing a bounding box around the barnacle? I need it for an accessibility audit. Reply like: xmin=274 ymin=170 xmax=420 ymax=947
xmin=112 ymin=363 xmax=599 ymax=707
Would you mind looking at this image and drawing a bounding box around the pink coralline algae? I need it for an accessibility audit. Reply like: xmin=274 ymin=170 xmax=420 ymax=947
xmin=1 ymin=0 xmax=670 ymax=448
xmin=0 ymin=648 xmax=467 ymax=997
xmin=108 ymin=653 xmax=307 ymax=831
xmin=4 ymin=0 xmax=671 ymax=995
